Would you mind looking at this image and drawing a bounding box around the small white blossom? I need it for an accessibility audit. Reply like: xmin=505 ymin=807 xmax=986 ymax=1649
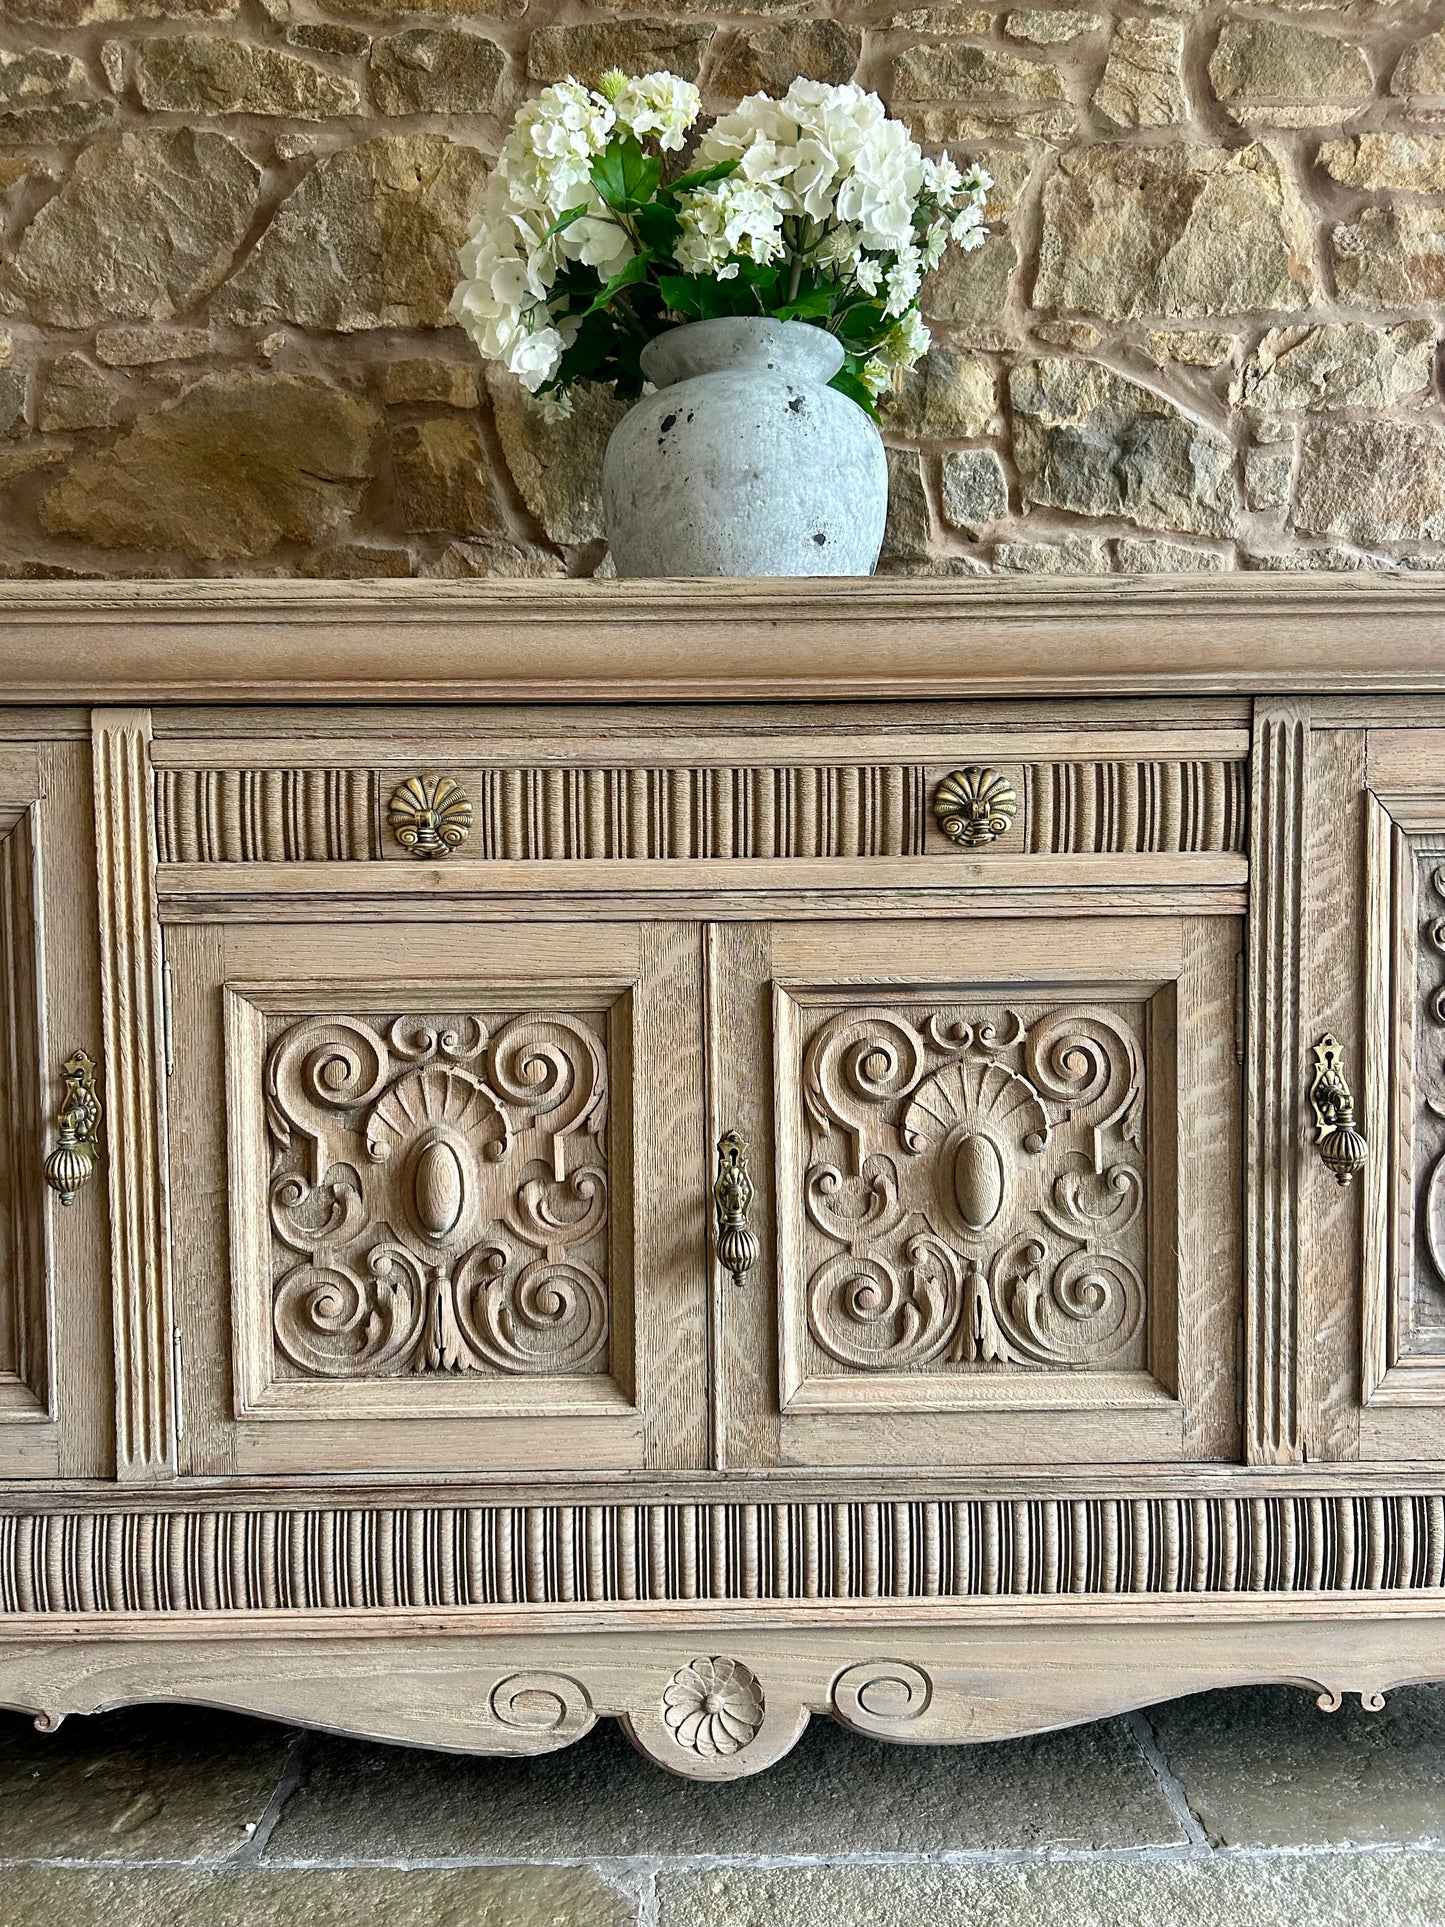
xmin=876 ymin=307 xmax=930 ymax=371
xmin=612 ymin=70 xmax=701 ymax=151
xmin=860 ymin=356 xmax=891 ymax=398
xmin=676 ymin=174 xmax=787 ymax=274
xmin=883 ymin=248 xmax=922 ymax=318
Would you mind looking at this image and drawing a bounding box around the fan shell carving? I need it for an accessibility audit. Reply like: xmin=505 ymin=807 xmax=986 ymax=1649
xmin=662 ymin=1656 xmax=764 ymax=1758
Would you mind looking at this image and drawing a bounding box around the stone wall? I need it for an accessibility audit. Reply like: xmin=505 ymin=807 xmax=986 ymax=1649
xmin=2 ymin=0 xmax=1444 ymax=579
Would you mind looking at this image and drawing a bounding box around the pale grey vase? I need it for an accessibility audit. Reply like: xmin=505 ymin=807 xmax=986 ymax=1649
xmin=601 ymin=317 xmax=888 ymax=579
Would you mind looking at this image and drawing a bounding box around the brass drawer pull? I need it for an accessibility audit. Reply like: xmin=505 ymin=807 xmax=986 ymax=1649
xmin=934 ymin=767 xmax=1018 ymax=847
xmin=44 ymin=1048 xmax=102 ymax=1205
xmin=714 ymin=1131 xmax=760 ymax=1287
xmin=1310 ymin=1034 xmax=1367 ymax=1187
xmin=387 ymin=773 xmax=472 ymax=858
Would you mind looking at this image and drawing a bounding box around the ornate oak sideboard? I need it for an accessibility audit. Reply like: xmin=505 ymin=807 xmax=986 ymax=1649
xmin=3 ymin=575 xmax=1445 ymax=1776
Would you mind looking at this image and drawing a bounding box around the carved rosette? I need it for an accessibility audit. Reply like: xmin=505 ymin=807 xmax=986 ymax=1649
xmin=662 ymin=1656 xmax=765 ymax=1758
xmin=798 ymin=1001 xmax=1148 ymax=1375
xmin=265 ymin=1010 xmax=611 ymax=1380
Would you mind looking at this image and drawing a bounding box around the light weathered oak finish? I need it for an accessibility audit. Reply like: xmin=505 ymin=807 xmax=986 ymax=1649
xmin=6 ymin=579 xmax=1445 ymax=1776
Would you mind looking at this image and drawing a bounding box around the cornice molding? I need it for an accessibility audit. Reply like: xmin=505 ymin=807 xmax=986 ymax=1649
xmin=1 ymin=576 xmax=1445 ymax=703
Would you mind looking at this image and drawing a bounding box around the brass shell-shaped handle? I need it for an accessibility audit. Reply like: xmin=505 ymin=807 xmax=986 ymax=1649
xmin=44 ymin=1048 xmax=102 ymax=1206
xmin=387 ymin=773 xmax=472 ymax=858
xmin=714 ymin=1131 xmax=760 ymax=1287
xmin=934 ymin=767 xmax=1018 ymax=848
xmin=1310 ymin=1034 xmax=1367 ymax=1187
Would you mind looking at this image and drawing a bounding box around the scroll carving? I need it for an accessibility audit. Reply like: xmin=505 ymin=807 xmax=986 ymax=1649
xmin=264 ymin=1009 xmax=611 ymax=1379
xmin=797 ymin=1001 xmax=1148 ymax=1374
xmin=1411 ymin=857 xmax=1445 ymax=1347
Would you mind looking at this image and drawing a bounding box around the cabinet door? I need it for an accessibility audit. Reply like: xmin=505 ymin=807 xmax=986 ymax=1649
xmin=711 ymin=915 xmax=1240 ymax=1469
xmin=1358 ymin=731 xmax=1445 ymax=1459
xmin=166 ymin=919 xmax=706 ymax=1476
xmin=0 ymin=741 xmax=109 ymax=1479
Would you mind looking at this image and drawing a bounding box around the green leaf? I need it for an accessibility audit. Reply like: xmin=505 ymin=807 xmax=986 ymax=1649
xmin=835 ymin=298 xmax=886 ymax=339
xmin=829 ymin=368 xmax=879 ymax=421
xmin=632 ymin=200 xmax=682 ymax=252
xmin=581 ymin=251 xmax=650 ymax=316
xmin=658 ymin=273 xmax=728 ymax=320
xmin=773 ymin=289 xmax=835 ymax=322
xmin=542 ymin=201 xmax=592 ymax=242
xmin=666 ymin=158 xmax=740 ymax=195
xmin=590 ymin=134 xmax=661 ymax=212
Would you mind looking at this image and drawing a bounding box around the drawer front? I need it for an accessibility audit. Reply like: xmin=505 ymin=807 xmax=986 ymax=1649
xmin=711 ymin=913 xmax=1242 ymax=1471
xmin=166 ymin=918 xmax=707 ymax=1478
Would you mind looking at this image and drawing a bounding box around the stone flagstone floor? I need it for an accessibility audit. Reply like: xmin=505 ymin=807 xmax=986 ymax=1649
xmin=3 ymin=1686 xmax=1445 ymax=1924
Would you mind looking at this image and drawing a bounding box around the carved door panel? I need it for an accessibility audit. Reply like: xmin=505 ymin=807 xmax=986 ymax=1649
xmin=166 ymin=920 xmax=707 ymax=1476
xmin=0 ymin=741 xmax=109 ymax=1479
xmin=711 ymin=916 xmax=1240 ymax=1469
xmin=1356 ymin=730 xmax=1445 ymax=1460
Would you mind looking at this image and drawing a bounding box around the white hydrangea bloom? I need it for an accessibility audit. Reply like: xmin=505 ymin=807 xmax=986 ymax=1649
xmin=676 ymin=175 xmax=788 ymax=275
xmin=611 ymin=70 xmax=701 ymax=152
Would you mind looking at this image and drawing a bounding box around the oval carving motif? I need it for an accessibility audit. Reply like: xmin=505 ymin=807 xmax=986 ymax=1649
xmin=413 ymin=1139 xmax=465 ymax=1241
xmin=953 ymin=1130 xmax=1005 ymax=1231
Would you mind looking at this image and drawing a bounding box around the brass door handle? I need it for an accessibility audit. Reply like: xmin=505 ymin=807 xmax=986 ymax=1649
xmin=1310 ymin=1034 xmax=1367 ymax=1187
xmin=44 ymin=1048 xmax=102 ymax=1205
xmin=714 ymin=1131 xmax=760 ymax=1286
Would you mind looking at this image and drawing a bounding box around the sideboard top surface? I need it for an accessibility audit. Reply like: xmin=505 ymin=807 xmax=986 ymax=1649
xmin=1 ymin=575 xmax=1445 ymax=703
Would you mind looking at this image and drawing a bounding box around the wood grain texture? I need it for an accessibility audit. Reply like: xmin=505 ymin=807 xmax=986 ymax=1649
xmin=3 ymin=578 xmax=1445 ymax=702
xmin=92 ymin=711 xmax=175 ymax=1481
xmin=1245 ymin=704 xmax=1311 ymax=1466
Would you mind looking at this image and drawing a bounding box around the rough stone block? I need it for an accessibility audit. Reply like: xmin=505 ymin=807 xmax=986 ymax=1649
xmin=1034 ymin=143 xmax=1317 ymax=320
xmin=1116 ymin=537 xmax=1225 ymax=571
xmin=994 ymin=537 xmax=1111 ymax=572
xmin=223 ymin=135 xmax=487 ymax=331
xmin=890 ymin=43 xmax=1066 ymax=107
xmin=0 ymin=47 xmax=90 ymax=103
xmin=940 ymin=447 xmax=1007 ymax=531
xmin=370 ymin=30 xmax=505 ymax=115
xmin=389 ymin=416 xmax=500 ymax=533
xmin=1209 ymin=18 xmax=1373 ymax=126
xmin=1092 ymin=17 xmax=1186 ymax=128
xmin=39 ymin=353 xmax=122 ymax=430
xmin=39 ymin=371 xmax=380 ymax=557
xmin=880 ymin=348 xmax=995 ymax=440
xmin=135 ymin=36 xmax=361 ymax=115
xmin=0 ymin=128 xmax=259 ymax=328
xmin=707 ymin=22 xmax=859 ymax=98
xmin=486 ymin=366 xmax=626 ymax=546
xmin=1234 ymin=321 xmax=1434 ymax=412
xmin=1392 ymin=27 xmax=1445 ymax=96
xmin=0 ymin=100 xmax=115 ymax=142
xmin=1334 ymin=205 xmax=1445 ymax=304
xmin=94 ymin=325 xmax=212 ymax=365
xmin=527 ymin=21 xmax=714 ymax=88
xmin=1319 ymin=132 xmax=1445 ymax=191
xmin=1296 ymin=420 xmax=1445 ymax=542
xmin=1010 ymin=357 xmax=1236 ymax=536
xmin=381 ymin=357 xmax=479 ymax=407
xmin=1006 ymin=9 xmax=1103 ymax=43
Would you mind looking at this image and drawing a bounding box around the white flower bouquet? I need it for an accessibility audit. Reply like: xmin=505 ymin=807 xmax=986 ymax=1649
xmin=451 ymin=71 xmax=990 ymax=419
